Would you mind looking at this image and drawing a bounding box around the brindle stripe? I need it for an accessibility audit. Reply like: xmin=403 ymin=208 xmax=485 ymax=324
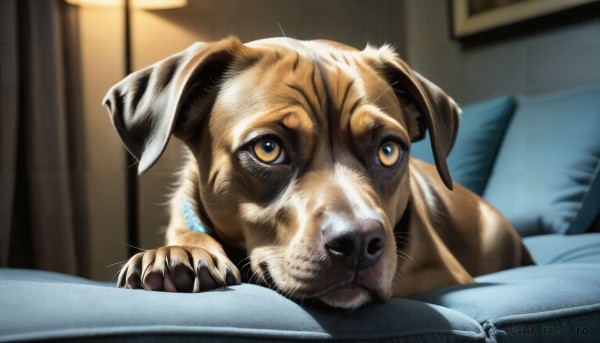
xmin=339 ymin=79 xmax=355 ymax=114
xmin=131 ymin=69 xmax=151 ymax=112
xmin=154 ymin=55 xmax=180 ymax=91
xmin=315 ymin=62 xmax=343 ymax=155
xmin=310 ymin=62 xmax=323 ymax=110
xmin=291 ymin=52 xmax=300 ymax=71
xmin=348 ymin=97 xmax=362 ymax=116
xmin=273 ymin=49 xmax=284 ymax=62
xmin=285 ymin=83 xmax=320 ymax=118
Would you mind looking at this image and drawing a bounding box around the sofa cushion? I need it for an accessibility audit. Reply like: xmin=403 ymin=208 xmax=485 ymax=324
xmin=411 ymin=96 xmax=515 ymax=195
xmin=483 ymin=84 xmax=600 ymax=236
xmin=524 ymin=233 xmax=600 ymax=265
xmin=2 ymin=263 xmax=599 ymax=342
xmin=414 ymin=263 xmax=600 ymax=342
xmin=0 ymin=268 xmax=486 ymax=342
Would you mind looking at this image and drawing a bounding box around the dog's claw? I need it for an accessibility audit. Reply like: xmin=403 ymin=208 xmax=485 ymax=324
xmin=143 ymin=270 xmax=165 ymax=291
xmin=117 ymin=246 xmax=240 ymax=292
xmin=119 ymin=252 xmax=144 ymax=289
xmin=197 ymin=259 xmax=219 ymax=291
xmin=170 ymin=263 xmax=195 ymax=292
xmin=225 ymin=268 xmax=236 ymax=285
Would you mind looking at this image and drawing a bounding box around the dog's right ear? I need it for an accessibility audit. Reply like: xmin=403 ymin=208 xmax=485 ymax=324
xmin=364 ymin=46 xmax=460 ymax=190
xmin=103 ymin=37 xmax=256 ymax=173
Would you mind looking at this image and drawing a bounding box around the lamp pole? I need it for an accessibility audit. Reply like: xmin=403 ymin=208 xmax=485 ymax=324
xmin=123 ymin=0 xmax=139 ymax=257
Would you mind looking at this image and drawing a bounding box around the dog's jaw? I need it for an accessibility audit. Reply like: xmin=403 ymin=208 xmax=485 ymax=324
xmin=319 ymin=283 xmax=374 ymax=309
xmin=251 ymin=249 xmax=393 ymax=309
xmin=317 ymin=265 xmax=394 ymax=308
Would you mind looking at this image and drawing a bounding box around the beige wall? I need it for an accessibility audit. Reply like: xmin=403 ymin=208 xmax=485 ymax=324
xmin=404 ymin=0 xmax=600 ymax=104
xmin=79 ymin=6 xmax=128 ymax=281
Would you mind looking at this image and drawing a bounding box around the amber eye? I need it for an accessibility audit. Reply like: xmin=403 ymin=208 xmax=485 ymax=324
xmin=253 ymin=138 xmax=284 ymax=164
xmin=377 ymin=141 xmax=402 ymax=167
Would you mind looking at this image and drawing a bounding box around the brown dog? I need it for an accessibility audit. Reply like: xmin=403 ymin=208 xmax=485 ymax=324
xmin=104 ymin=37 xmax=532 ymax=309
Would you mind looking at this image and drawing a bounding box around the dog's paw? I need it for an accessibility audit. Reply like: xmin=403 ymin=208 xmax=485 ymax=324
xmin=117 ymin=246 xmax=241 ymax=292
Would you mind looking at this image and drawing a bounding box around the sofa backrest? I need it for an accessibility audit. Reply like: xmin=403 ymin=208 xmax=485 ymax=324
xmin=411 ymin=84 xmax=600 ymax=237
xmin=484 ymin=84 xmax=600 ymax=236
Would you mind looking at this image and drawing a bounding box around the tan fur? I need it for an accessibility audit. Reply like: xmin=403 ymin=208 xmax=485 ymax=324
xmin=105 ymin=37 xmax=532 ymax=309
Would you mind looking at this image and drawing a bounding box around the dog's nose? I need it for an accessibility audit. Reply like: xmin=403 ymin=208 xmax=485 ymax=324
xmin=322 ymin=219 xmax=386 ymax=271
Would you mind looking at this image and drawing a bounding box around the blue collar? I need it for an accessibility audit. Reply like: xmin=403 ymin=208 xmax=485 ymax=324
xmin=182 ymin=199 xmax=212 ymax=235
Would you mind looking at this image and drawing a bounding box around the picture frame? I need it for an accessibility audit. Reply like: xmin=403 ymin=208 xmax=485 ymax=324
xmin=451 ymin=0 xmax=600 ymax=40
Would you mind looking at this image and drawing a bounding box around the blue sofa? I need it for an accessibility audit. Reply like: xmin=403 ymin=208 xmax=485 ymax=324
xmin=2 ymin=84 xmax=600 ymax=342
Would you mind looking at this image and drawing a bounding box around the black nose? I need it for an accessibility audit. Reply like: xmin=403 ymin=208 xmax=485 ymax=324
xmin=322 ymin=219 xmax=387 ymax=271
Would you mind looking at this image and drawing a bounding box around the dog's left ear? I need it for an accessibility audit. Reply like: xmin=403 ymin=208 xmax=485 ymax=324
xmin=368 ymin=47 xmax=461 ymax=190
xmin=103 ymin=37 xmax=256 ymax=173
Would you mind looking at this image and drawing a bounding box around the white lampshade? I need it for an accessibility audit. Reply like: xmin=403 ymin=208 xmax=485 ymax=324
xmin=65 ymin=0 xmax=187 ymax=9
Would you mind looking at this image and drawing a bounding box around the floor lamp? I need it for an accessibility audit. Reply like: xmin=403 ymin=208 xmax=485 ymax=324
xmin=65 ymin=0 xmax=187 ymax=257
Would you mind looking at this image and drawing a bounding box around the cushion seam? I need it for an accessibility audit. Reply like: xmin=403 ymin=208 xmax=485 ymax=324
xmin=0 ymin=326 xmax=487 ymax=342
xmin=483 ymin=302 xmax=600 ymax=327
xmin=546 ymin=243 xmax=600 ymax=264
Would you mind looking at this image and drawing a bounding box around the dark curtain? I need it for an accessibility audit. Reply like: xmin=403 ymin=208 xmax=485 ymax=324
xmin=0 ymin=0 xmax=87 ymax=276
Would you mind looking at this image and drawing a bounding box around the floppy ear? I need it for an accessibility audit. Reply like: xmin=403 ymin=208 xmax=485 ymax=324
xmin=371 ymin=48 xmax=461 ymax=190
xmin=103 ymin=37 xmax=254 ymax=173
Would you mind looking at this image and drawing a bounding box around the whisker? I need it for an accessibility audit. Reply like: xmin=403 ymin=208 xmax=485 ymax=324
xmin=106 ymin=260 xmax=128 ymax=269
xmin=370 ymin=81 xmax=399 ymax=104
xmin=248 ymin=271 xmax=260 ymax=284
xmin=395 ymin=232 xmax=428 ymax=251
xmin=240 ymin=250 xmax=284 ymax=272
xmin=111 ymin=266 xmax=126 ymax=283
xmin=125 ymin=154 xmax=139 ymax=169
xmin=396 ymin=248 xmax=420 ymax=269
xmin=120 ymin=242 xmax=145 ymax=253
xmin=376 ymin=104 xmax=398 ymax=111
xmin=393 ymin=263 xmax=411 ymax=281
xmin=240 ymin=249 xmax=285 ymax=268
xmin=277 ymin=22 xmax=287 ymax=38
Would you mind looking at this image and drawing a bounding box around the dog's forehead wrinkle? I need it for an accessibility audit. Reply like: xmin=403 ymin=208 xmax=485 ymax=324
xmin=354 ymin=104 xmax=409 ymax=137
xmin=223 ymin=44 xmax=368 ymax=135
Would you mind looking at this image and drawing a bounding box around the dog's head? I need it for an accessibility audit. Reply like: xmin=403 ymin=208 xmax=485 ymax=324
xmin=104 ymin=37 xmax=460 ymax=309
